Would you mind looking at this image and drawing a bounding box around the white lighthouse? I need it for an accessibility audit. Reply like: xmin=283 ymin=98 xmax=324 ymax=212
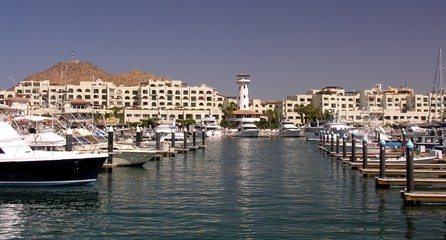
xmin=236 ymin=73 xmax=251 ymax=110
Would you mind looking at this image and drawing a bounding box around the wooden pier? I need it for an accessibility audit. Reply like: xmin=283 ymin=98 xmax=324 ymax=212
xmin=349 ymin=162 xmax=446 ymax=170
xmin=401 ymin=190 xmax=446 ymax=205
xmin=376 ymin=177 xmax=446 ymax=187
xmin=319 ymin=131 xmax=446 ymax=205
xmin=359 ymin=168 xmax=446 ymax=177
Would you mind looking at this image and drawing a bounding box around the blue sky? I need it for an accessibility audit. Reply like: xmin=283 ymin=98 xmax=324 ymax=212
xmin=1 ymin=0 xmax=446 ymax=100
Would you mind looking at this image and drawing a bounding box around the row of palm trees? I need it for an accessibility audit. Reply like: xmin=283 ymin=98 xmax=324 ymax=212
xmin=219 ymin=103 xmax=333 ymax=129
xmin=99 ymin=103 xmax=333 ymax=130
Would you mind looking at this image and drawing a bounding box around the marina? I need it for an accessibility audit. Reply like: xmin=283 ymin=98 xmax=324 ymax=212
xmin=1 ymin=137 xmax=446 ymax=238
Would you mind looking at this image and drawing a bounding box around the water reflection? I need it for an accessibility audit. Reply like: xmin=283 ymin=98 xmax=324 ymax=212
xmin=0 ymin=203 xmax=24 ymax=239
xmin=0 ymin=186 xmax=100 ymax=239
xmin=402 ymin=204 xmax=446 ymax=239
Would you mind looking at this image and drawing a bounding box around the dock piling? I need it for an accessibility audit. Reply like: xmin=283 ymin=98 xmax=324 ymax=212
xmin=379 ymin=139 xmax=386 ymax=178
xmin=136 ymin=126 xmax=142 ymax=147
xmin=108 ymin=126 xmax=114 ymax=165
xmin=351 ymin=132 xmax=356 ymax=162
xmin=171 ymin=132 xmax=176 ymax=148
xmin=65 ymin=128 xmax=73 ymax=152
xmin=202 ymin=130 xmax=206 ymax=146
xmin=156 ymin=132 xmax=161 ymax=150
xmin=336 ymin=133 xmax=340 ymax=154
xmin=406 ymin=140 xmax=415 ymax=193
xmin=362 ymin=136 xmax=368 ymax=169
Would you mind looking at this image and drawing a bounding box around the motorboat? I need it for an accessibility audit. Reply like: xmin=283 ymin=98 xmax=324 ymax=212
xmin=278 ymin=119 xmax=302 ymax=137
xmin=13 ymin=115 xmax=66 ymax=149
xmin=229 ymin=121 xmax=259 ymax=137
xmin=196 ymin=117 xmax=223 ymax=138
xmin=303 ymin=124 xmax=322 ymax=141
xmin=0 ymin=122 xmax=108 ymax=186
xmin=153 ymin=119 xmax=188 ymax=144
xmin=73 ymin=127 xmax=156 ymax=167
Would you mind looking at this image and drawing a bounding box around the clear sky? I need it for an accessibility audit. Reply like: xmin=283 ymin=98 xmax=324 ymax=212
xmin=1 ymin=0 xmax=446 ymax=100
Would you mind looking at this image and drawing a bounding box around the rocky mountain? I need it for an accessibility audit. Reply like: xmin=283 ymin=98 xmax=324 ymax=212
xmin=23 ymin=61 xmax=171 ymax=86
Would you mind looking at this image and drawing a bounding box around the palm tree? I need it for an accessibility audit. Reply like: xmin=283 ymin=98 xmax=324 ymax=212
xmin=220 ymin=102 xmax=237 ymax=128
xmin=264 ymin=109 xmax=279 ymax=129
xmin=111 ymin=107 xmax=124 ymax=123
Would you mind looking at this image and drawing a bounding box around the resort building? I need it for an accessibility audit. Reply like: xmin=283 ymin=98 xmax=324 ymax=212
xmin=1 ymin=74 xmax=444 ymax=127
xmin=2 ymin=78 xmax=227 ymax=124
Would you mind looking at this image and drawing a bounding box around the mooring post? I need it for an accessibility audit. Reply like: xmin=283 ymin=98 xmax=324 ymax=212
xmin=362 ymin=136 xmax=368 ymax=169
xmin=336 ymin=133 xmax=340 ymax=154
xmin=108 ymin=126 xmax=114 ymax=165
xmin=193 ymin=129 xmax=197 ymax=147
xmin=406 ymin=140 xmax=415 ymax=193
xmin=321 ymin=130 xmax=325 ymax=146
xmin=342 ymin=134 xmax=347 ymax=159
xmin=351 ymin=131 xmax=356 ymax=162
xmin=202 ymin=130 xmax=206 ymax=146
xmin=379 ymin=139 xmax=386 ymax=178
xmin=136 ymin=126 xmax=142 ymax=147
xmin=330 ymin=131 xmax=334 ymax=153
xmin=155 ymin=132 xmax=161 ymax=150
xmin=171 ymin=132 xmax=176 ymax=148
xmin=183 ymin=128 xmax=188 ymax=148
xmin=319 ymin=130 xmax=323 ymax=143
xmin=402 ymin=129 xmax=407 ymax=157
xmin=65 ymin=127 xmax=73 ymax=152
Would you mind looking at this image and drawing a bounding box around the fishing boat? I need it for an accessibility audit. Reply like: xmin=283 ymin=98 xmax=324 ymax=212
xmin=13 ymin=116 xmax=66 ymax=149
xmin=0 ymin=122 xmax=108 ymax=186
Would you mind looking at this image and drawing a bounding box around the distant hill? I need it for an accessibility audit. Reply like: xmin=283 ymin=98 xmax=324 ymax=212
xmin=23 ymin=61 xmax=171 ymax=86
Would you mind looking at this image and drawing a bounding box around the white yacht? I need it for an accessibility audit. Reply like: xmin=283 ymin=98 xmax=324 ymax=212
xmin=73 ymin=127 xmax=156 ymax=167
xmin=13 ymin=116 xmax=66 ymax=149
xmin=227 ymin=110 xmax=261 ymax=138
xmin=196 ymin=117 xmax=223 ymax=138
xmin=278 ymin=119 xmax=302 ymax=137
xmin=229 ymin=121 xmax=259 ymax=137
xmin=154 ymin=120 xmax=187 ymax=143
xmin=0 ymin=121 xmax=108 ymax=186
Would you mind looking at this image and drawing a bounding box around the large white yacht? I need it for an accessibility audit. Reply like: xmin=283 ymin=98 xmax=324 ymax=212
xmin=196 ymin=117 xmax=223 ymax=138
xmin=278 ymin=119 xmax=302 ymax=137
xmin=227 ymin=109 xmax=261 ymax=138
xmin=229 ymin=120 xmax=259 ymax=137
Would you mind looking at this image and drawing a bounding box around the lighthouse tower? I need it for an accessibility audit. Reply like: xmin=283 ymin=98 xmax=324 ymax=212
xmin=236 ymin=73 xmax=251 ymax=110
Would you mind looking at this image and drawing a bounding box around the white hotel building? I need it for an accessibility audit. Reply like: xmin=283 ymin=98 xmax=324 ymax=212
xmin=0 ymin=77 xmax=444 ymax=126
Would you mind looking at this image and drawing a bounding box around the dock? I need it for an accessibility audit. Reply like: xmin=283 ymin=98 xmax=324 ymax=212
xmin=359 ymin=168 xmax=446 ymax=177
xmin=401 ymin=190 xmax=446 ymax=205
xmin=317 ymin=130 xmax=446 ymax=205
xmin=349 ymin=162 xmax=446 ymax=170
xmin=376 ymin=177 xmax=446 ymax=187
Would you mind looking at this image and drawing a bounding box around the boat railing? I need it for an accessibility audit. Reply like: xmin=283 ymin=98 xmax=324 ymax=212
xmin=1 ymin=142 xmax=99 ymax=158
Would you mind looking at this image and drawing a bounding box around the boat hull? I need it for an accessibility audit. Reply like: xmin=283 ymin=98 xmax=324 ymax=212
xmin=231 ymin=130 xmax=259 ymax=137
xmin=279 ymin=131 xmax=302 ymax=137
xmin=0 ymin=157 xmax=107 ymax=186
xmin=113 ymin=150 xmax=155 ymax=166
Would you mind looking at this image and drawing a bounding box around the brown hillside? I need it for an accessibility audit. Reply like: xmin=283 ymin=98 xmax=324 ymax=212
xmin=23 ymin=61 xmax=171 ymax=86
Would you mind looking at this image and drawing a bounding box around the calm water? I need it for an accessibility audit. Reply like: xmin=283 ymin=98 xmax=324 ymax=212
xmin=1 ymin=138 xmax=446 ymax=239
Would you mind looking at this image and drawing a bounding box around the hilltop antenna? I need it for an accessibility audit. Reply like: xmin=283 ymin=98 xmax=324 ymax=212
xmin=9 ymin=77 xmax=18 ymax=85
xmin=71 ymin=51 xmax=74 ymax=62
